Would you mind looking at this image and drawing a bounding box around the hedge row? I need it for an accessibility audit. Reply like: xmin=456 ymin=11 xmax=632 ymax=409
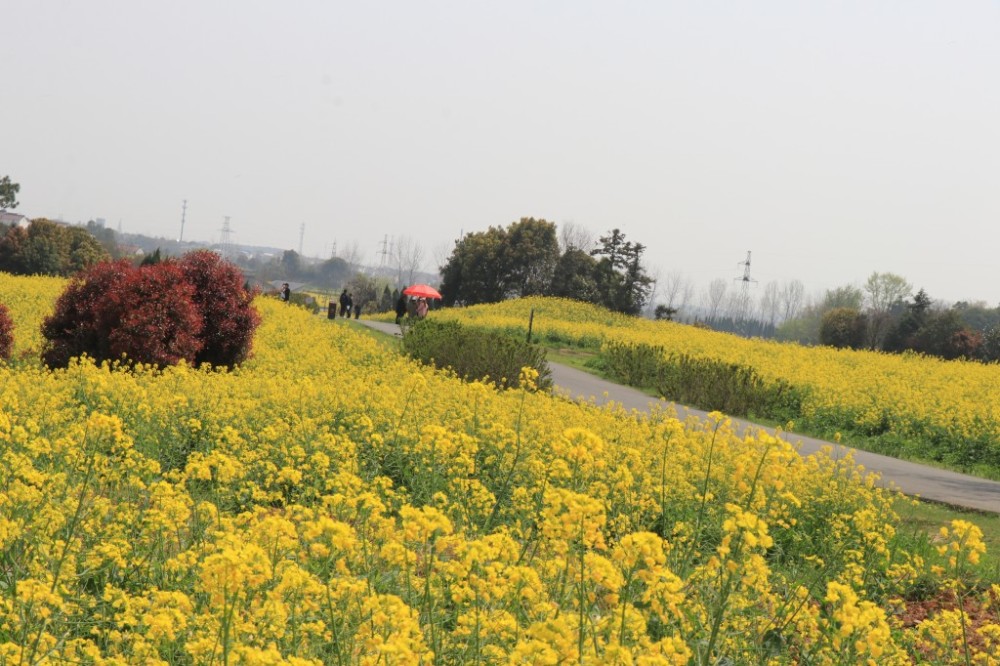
xmin=402 ymin=318 xmax=552 ymax=391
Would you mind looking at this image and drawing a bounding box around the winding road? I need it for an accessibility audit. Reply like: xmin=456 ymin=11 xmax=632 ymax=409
xmin=356 ymin=319 xmax=1000 ymax=514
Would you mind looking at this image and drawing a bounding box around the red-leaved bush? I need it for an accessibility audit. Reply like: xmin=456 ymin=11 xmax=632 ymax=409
xmin=41 ymin=253 xmax=260 ymax=369
xmin=0 ymin=302 xmax=14 ymax=361
xmin=41 ymin=260 xmax=134 ymax=368
xmin=107 ymin=261 xmax=203 ymax=366
xmin=179 ymin=250 xmax=261 ymax=367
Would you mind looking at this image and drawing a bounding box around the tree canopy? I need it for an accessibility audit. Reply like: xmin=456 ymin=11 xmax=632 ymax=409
xmin=439 ymin=218 xmax=560 ymax=306
xmin=439 ymin=219 xmax=652 ymax=314
xmin=0 ymin=175 xmax=19 ymax=211
xmin=590 ymin=228 xmax=654 ymax=315
xmin=0 ymin=218 xmax=109 ymax=276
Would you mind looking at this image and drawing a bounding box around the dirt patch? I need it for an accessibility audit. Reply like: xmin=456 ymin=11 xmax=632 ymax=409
xmin=897 ymin=586 xmax=999 ymax=657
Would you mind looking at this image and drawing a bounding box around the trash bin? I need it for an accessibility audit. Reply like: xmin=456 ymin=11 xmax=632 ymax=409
xmin=327 ymin=302 xmax=336 ymax=319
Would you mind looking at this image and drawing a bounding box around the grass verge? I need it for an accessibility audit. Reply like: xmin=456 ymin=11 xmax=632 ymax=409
xmin=895 ymin=498 xmax=1000 ymax=582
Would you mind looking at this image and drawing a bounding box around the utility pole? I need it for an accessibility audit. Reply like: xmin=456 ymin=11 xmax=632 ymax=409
xmin=179 ymin=200 xmax=187 ymax=242
xmin=299 ymin=223 xmax=305 ymax=255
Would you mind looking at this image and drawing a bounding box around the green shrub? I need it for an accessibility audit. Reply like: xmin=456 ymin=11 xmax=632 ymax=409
xmin=402 ymin=319 xmax=552 ymax=391
xmin=288 ymin=292 xmax=319 ymax=313
xmin=602 ymin=341 xmax=805 ymax=421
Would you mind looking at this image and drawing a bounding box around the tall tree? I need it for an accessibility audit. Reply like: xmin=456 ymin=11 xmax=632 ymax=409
xmin=345 ymin=272 xmax=379 ymax=315
xmin=317 ymin=256 xmax=351 ymax=289
xmin=911 ymin=309 xmax=981 ymax=360
xmin=338 ymin=240 xmax=364 ymax=273
xmin=548 ymin=248 xmax=599 ymax=302
xmin=558 ymin=221 xmax=594 ymax=252
xmin=779 ymin=279 xmax=805 ymax=322
xmin=439 ymin=226 xmax=509 ymax=306
xmin=702 ymin=279 xmax=728 ymax=320
xmin=819 ymin=307 xmax=866 ymax=349
xmin=0 ymin=176 xmax=19 ymax=211
xmin=758 ymin=280 xmax=782 ymax=327
xmin=505 ymin=218 xmax=560 ymax=297
xmin=280 ymin=250 xmax=302 ymax=279
xmin=393 ymin=235 xmax=425 ymax=287
xmin=590 ymin=228 xmax=653 ymax=315
xmin=21 ymin=219 xmax=65 ymax=275
xmin=439 ymin=218 xmax=559 ymax=306
xmin=982 ymin=323 xmax=1000 ymax=362
xmin=379 ymin=284 xmax=394 ymax=313
xmin=0 ymin=219 xmax=108 ymax=276
xmin=0 ymin=225 xmax=27 ymax=273
xmin=863 ymin=271 xmax=912 ymax=349
xmin=776 ymin=284 xmax=863 ymax=345
xmin=951 ymin=300 xmax=1000 ymax=333
xmin=87 ymin=220 xmax=120 ymax=258
xmin=66 ymin=226 xmax=109 ymax=274
xmin=883 ymin=288 xmax=932 ymax=352
xmin=823 ymin=284 xmax=864 ymax=310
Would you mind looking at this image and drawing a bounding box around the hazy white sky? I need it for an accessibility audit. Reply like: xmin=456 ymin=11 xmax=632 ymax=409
xmin=5 ymin=1 xmax=999 ymax=304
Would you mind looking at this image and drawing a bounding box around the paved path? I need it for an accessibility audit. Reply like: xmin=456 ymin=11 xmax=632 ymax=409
xmin=355 ymin=318 xmax=1000 ymax=514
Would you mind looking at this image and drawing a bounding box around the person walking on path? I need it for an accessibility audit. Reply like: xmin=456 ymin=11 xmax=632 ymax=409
xmin=339 ymin=289 xmax=349 ymax=317
xmin=395 ymin=290 xmax=408 ymax=325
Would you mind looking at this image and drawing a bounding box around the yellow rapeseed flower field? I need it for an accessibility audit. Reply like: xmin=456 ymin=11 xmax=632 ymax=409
xmin=1 ymin=274 xmax=997 ymax=664
xmin=423 ymin=296 xmax=1000 ymax=477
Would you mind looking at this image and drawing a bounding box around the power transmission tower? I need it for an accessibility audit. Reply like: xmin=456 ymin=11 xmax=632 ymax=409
xmin=378 ymin=234 xmax=392 ymax=267
xmin=733 ymin=250 xmax=757 ymax=328
xmin=179 ymin=200 xmax=187 ymax=242
xmin=219 ymin=216 xmax=232 ymax=258
xmin=736 ymin=251 xmax=755 ymax=285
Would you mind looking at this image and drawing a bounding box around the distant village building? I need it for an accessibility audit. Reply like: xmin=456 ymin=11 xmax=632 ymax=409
xmin=0 ymin=212 xmax=29 ymax=228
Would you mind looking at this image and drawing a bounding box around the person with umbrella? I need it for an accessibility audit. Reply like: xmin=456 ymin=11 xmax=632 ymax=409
xmin=402 ymin=284 xmax=442 ymax=300
xmin=416 ymin=297 xmax=428 ymax=319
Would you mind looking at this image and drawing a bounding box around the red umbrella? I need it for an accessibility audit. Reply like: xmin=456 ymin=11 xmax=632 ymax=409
xmin=403 ymin=284 xmax=442 ymax=299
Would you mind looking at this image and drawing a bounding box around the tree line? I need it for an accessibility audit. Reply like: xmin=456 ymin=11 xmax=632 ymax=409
xmin=0 ymin=219 xmax=113 ymax=276
xmin=808 ymin=274 xmax=1000 ymax=361
xmin=439 ymin=218 xmax=654 ymax=316
xmin=4 ymin=167 xmax=997 ymax=364
xmin=657 ymin=266 xmax=1000 ymax=363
